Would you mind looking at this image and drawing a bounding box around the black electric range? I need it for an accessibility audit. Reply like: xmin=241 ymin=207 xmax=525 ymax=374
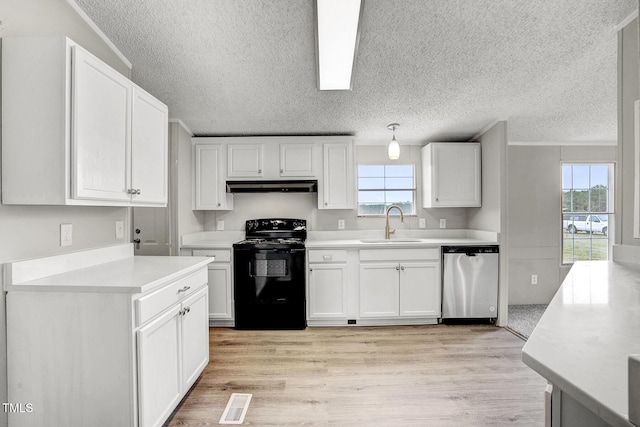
xmin=233 ymin=219 xmax=307 ymax=330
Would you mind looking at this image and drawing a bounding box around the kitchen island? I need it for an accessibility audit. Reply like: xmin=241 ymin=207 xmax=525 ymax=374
xmin=4 ymin=244 xmax=213 ymax=427
xmin=522 ymin=255 xmax=640 ymax=427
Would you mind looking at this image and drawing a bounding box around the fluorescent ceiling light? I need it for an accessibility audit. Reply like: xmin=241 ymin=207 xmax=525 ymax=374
xmin=315 ymin=0 xmax=363 ymax=91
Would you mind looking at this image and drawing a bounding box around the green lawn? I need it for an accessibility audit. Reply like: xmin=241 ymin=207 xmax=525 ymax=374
xmin=563 ymin=231 xmax=609 ymax=263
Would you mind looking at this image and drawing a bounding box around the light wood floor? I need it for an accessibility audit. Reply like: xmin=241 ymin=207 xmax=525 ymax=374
xmin=166 ymin=325 xmax=546 ymax=426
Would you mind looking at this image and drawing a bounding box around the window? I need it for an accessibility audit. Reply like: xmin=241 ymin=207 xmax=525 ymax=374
xmin=357 ymin=165 xmax=415 ymax=215
xmin=562 ymin=164 xmax=613 ymax=264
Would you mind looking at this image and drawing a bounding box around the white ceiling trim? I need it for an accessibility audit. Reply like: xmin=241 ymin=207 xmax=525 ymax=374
xmin=65 ymin=0 xmax=132 ymax=70
xmin=169 ymin=118 xmax=194 ymax=136
xmin=508 ymin=140 xmax=617 ymax=146
xmin=472 ymin=119 xmax=508 ymax=141
xmin=616 ymin=9 xmax=639 ymax=31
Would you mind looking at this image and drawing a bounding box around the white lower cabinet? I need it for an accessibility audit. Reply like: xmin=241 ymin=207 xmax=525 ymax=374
xmin=399 ymin=263 xmax=440 ymax=317
xmin=307 ymin=250 xmax=348 ymax=323
xmin=137 ymin=305 xmax=183 ymax=427
xmin=359 ymin=249 xmax=441 ymax=321
xmin=6 ymin=261 xmax=210 ymax=427
xmin=181 ymin=288 xmax=210 ymax=388
xmin=138 ymin=286 xmax=209 ymax=427
xmin=191 ymin=249 xmax=234 ymax=326
xmin=308 ymin=264 xmax=348 ymax=319
xmin=359 ymin=263 xmax=400 ymax=317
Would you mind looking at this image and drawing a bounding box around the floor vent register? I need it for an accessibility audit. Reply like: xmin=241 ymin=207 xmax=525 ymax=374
xmin=219 ymin=393 xmax=252 ymax=424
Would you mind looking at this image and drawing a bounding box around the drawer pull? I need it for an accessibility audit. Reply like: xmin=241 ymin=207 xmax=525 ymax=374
xmin=323 ymin=255 xmax=332 ymax=261
xmin=178 ymin=286 xmax=191 ymax=293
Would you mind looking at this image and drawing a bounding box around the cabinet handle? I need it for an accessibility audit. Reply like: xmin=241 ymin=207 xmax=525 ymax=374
xmin=178 ymin=286 xmax=191 ymax=293
xmin=401 ymin=266 xmax=405 ymax=271
xmin=325 ymin=202 xmax=328 ymax=206
xmin=258 ymin=169 xmax=262 ymax=174
xmin=396 ymin=266 xmax=400 ymax=271
xmin=280 ymin=169 xmax=284 ymax=173
xmin=127 ymin=189 xmax=135 ymax=195
xmin=217 ymin=203 xmax=221 ymax=207
xmin=136 ymin=189 xmax=141 ymax=195
xmin=309 ymin=268 xmax=313 ymax=272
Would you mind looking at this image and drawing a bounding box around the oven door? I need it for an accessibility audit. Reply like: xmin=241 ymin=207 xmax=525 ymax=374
xmin=234 ymin=248 xmax=305 ymax=304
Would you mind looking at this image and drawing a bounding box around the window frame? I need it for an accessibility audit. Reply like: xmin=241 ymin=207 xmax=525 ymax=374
xmin=561 ymin=162 xmax=615 ymax=265
xmin=356 ymin=163 xmax=417 ymax=217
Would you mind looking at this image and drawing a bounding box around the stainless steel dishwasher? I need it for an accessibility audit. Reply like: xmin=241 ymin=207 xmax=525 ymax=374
xmin=442 ymin=246 xmax=499 ymax=320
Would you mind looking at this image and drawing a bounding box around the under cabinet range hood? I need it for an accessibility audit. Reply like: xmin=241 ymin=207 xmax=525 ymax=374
xmin=226 ymin=180 xmax=318 ymax=193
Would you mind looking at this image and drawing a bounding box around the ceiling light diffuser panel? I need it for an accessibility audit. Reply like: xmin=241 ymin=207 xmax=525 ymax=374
xmin=315 ymin=0 xmax=363 ymax=90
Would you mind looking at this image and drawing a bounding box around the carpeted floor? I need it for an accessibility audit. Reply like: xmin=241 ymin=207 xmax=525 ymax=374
xmin=506 ymin=304 xmax=548 ymax=340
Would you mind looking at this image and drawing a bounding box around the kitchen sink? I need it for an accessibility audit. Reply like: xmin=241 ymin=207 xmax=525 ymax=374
xmin=359 ymin=238 xmax=423 ymax=243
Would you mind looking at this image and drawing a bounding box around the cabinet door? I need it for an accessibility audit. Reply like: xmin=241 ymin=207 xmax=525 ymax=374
xmin=399 ymin=262 xmax=441 ymax=317
xmin=359 ymin=263 xmax=399 ymax=317
xmin=207 ymin=264 xmax=234 ymax=320
xmin=308 ymin=264 xmax=347 ymax=319
xmin=181 ymin=286 xmax=210 ymax=390
xmin=423 ymin=143 xmax=481 ymax=207
xmin=193 ymin=144 xmax=232 ymax=210
xmin=137 ymin=305 xmax=182 ymax=427
xmin=72 ymin=45 xmax=132 ymax=202
xmin=320 ymin=142 xmax=354 ymax=209
xmin=280 ymin=143 xmax=315 ymax=177
xmin=131 ymin=86 xmax=168 ymax=205
xmin=228 ymin=144 xmax=263 ymax=177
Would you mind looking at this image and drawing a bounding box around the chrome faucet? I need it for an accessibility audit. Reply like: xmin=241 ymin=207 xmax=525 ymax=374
xmin=385 ymin=205 xmax=404 ymax=239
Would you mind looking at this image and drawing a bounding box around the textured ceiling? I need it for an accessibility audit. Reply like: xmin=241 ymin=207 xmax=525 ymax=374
xmin=73 ymin=0 xmax=637 ymax=144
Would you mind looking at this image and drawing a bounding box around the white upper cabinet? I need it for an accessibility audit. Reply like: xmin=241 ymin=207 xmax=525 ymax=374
xmin=319 ymin=140 xmax=354 ymax=209
xmin=192 ymin=142 xmax=233 ymax=210
xmin=280 ymin=143 xmax=315 ymax=177
xmin=72 ymin=45 xmax=132 ymax=202
xmin=226 ymin=138 xmax=318 ymax=179
xmin=131 ymin=87 xmax=169 ymax=205
xmin=1 ymin=37 xmax=168 ymax=206
xmin=227 ymin=144 xmax=264 ymax=178
xmin=422 ymin=142 xmax=481 ymax=208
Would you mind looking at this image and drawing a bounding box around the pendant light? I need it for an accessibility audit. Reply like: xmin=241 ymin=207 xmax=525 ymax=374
xmin=387 ymin=123 xmax=400 ymax=160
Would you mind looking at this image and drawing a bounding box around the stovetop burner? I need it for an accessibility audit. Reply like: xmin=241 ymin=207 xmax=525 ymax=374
xmin=233 ymin=237 xmax=305 ymax=249
xmin=234 ymin=218 xmax=307 ymax=249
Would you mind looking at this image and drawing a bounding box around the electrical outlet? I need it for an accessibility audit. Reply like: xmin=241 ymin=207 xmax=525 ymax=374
xmin=419 ymin=218 xmax=426 ymax=229
xmin=338 ymin=219 xmax=345 ymax=230
xmin=60 ymin=223 xmax=72 ymax=246
xmin=439 ymin=219 xmax=446 ymax=229
xmin=217 ymin=220 xmax=225 ymax=231
xmin=531 ymin=274 xmax=538 ymax=285
xmin=115 ymin=220 xmax=124 ymax=239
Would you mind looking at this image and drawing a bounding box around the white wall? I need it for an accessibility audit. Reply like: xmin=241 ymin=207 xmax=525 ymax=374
xmin=0 ymin=1 xmax=134 ymax=425
xmin=206 ymin=144 xmax=468 ymax=233
xmin=506 ymin=145 xmax=618 ymax=305
xmin=170 ymin=121 xmax=203 ymax=253
xmin=619 ymin=16 xmax=640 ymax=245
xmin=469 ymin=121 xmax=508 ymax=325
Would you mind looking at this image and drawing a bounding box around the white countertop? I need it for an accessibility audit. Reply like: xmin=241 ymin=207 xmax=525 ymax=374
xmin=4 ymin=244 xmax=212 ymax=294
xmin=522 ymin=260 xmax=640 ymax=427
xmin=180 ymin=229 xmax=499 ymax=250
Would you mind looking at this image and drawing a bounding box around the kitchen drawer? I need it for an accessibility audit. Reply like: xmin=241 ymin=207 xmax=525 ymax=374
xmin=359 ymin=248 xmax=439 ymax=262
xmin=136 ymin=268 xmax=208 ymax=326
xmin=191 ymin=249 xmax=231 ymax=262
xmin=308 ymin=249 xmax=347 ymax=263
